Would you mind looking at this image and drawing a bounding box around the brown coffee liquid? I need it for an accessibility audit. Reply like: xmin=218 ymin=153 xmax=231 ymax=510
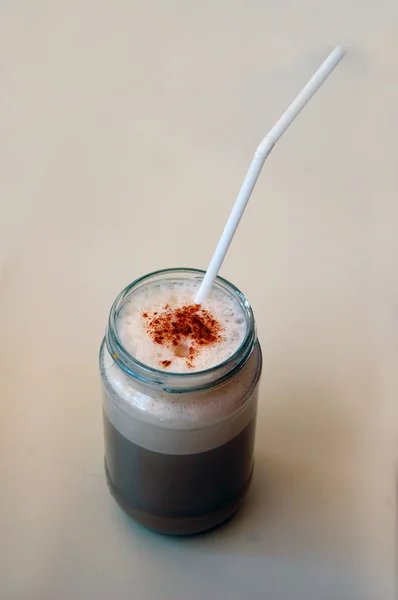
xmin=103 ymin=412 xmax=256 ymax=535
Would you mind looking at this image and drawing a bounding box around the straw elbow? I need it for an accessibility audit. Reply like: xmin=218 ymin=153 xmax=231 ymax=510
xmin=255 ymin=135 xmax=276 ymax=160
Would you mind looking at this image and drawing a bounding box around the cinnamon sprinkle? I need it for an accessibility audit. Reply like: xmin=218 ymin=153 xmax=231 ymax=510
xmin=142 ymin=304 xmax=223 ymax=368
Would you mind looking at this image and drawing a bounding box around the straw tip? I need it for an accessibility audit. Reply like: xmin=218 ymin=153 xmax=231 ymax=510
xmin=333 ymin=45 xmax=346 ymax=58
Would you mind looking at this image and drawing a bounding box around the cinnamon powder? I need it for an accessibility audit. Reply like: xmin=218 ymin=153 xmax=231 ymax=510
xmin=142 ymin=304 xmax=223 ymax=368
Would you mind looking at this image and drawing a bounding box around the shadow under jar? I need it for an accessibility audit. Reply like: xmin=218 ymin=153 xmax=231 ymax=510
xmin=99 ymin=268 xmax=262 ymax=535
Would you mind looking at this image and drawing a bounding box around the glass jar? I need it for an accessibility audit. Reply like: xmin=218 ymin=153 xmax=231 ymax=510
xmin=99 ymin=268 xmax=262 ymax=535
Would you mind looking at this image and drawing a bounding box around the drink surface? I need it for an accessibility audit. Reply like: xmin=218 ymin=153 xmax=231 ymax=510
xmin=116 ymin=278 xmax=246 ymax=373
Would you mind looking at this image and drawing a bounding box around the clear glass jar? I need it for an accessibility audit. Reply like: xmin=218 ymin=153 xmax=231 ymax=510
xmin=99 ymin=268 xmax=262 ymax=535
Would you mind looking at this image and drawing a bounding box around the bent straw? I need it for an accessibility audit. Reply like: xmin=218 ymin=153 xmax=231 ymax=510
xmin=195 ymin=45 xmax=346 ymax=305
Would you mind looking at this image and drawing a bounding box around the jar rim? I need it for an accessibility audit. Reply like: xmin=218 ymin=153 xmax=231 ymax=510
xmin=105 ymin=268 xmax=256 ymax=392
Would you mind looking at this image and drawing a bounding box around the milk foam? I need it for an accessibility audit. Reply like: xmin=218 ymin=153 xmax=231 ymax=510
xmin=116 ymin=279 xmax=246 ymax=372
xmin=100 ymin=275 xmax=262 ymax=454
xmin=101 ymin=341 xmax=261 ymax=454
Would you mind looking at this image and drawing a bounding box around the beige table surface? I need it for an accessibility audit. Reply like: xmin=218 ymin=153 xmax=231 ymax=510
xmin=1 ymin=2 xmax=397 ymax=599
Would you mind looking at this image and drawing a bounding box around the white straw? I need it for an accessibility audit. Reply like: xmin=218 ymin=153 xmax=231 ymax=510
xmin=195 ymin=45 xmax=346 ymax=305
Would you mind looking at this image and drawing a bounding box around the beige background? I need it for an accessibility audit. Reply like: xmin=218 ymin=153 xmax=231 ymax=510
xmin=1 ymin=2 xmax=397 ymax=599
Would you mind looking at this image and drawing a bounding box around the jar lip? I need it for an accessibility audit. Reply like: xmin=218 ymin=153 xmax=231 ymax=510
xmin=106 ymin=267 xmax=256 ymax=390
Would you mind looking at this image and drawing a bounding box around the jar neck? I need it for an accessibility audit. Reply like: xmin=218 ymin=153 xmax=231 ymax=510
xmin=105 ymin=268 xmax=256 ymax=393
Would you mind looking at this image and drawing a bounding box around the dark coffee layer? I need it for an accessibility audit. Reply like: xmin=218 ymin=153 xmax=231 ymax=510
xmin=103 ymin=412 xmax=256 ymax=535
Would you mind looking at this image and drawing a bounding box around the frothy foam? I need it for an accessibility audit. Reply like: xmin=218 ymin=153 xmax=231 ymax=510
xmin=101 ymin=341 xmax=261 ymax=454
xmin=116 ymin=279 xmax=246 ymax=372
xmin=100 ymin=275 xmax=261 ymax=455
